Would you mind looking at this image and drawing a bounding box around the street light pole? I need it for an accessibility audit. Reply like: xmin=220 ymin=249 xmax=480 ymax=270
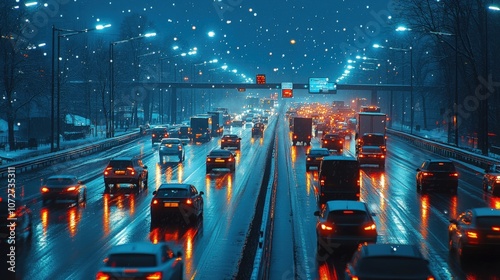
xmin=109 ymin=33 xmax=156 ymax=137
xmin=51 ymin=24 xmax=111 ymax=151
xmin=410 ymin=47 xmax=414 ymax=134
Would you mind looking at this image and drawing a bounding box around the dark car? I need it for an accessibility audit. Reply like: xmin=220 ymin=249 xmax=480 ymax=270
xmin=103 ymin=157 xmax=148 ymax=194
xmin=321 ymin=133 xmax=344 ymax=153
xmin=345 ymin=244 xmax=435 ymax=280
xmin=416 ymin=159 xmax=458 ymax=193
xmin=448 ymin=207 xmax=500 ymax=262
xmin=221 ymin=134 xmax=241 ymax=150
xmin=41 ymin=175 xmax=87 ymax=205
xmin=357 ymin=146 xmax=385 ymax=168
xmin=483 ymin=164 xmax=500 ymax=196
xmin=151 ymin=127 xmax=169 ymax=145
xmin=306 ymin=148 xmax=330 ymax=171
xmin=150 ymin=183 xmax=204 ymax=225
xmin=0 ymin=193 xmax=33 ymax=245
xmin=314 ymin=200 xmax=377 ymax=256
xmin=96 ymin=241 xmax=183 ymax=280
xmin=318 ymin=155 xmax=361 ymax=203
xmin=159 ymin=138 xmax=185 ymax=163
xmin=206 ymin=149 xmax=236 ymax=173
xmin=251 ymin=122 xmax=265 ymax=137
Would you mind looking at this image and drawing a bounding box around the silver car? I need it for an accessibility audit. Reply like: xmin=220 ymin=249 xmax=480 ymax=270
xmin=159 ymin=138 xmax=185 ymax=163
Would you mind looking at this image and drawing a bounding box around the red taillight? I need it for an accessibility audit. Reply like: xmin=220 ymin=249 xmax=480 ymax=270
xmin=96 ymin=272 xmax=110 ymax=280
xmin=450 ymin=172 xmax=458 ymax=177
xmin=492 ymin=226 xmax=500 ymax=231
xmin=307 ymin=158 xmax=311 ymax=161
xmin=41 ymin=187 xmax=49 ymax=193
xmin=320 ymin=223 xmax=333 ymax=231
xmin=67 ymin=186 xmax=76 ymax=192
xmin=320 ymin=176 xmax=326 ymax=186
xmin=364 ymin=223 xmax=376 ymax=231
xmin=146 ymin=272 xmax=162 ymax=280
xmin=423 ymin=172 xmax=433 ymax=176
xmin=323 ymin=140 xmax=327 ymax=144
xmin=127 ymin=167 xmax=135 ymax=175
xmin=152 ymin=134 xmax=156 ymax=137
xmin=207 ymin=158 xmax=211 ymax=162
xmin=466 ymin=231 xmax=478 ymax=239
xmin=359 ymin=154 xmax=365 ymax=158
xmin=339 ymin=140 xmax=343 ymax=144
xmin=228 ymin=158 xmax=233 ymax=162
xmin=186 ymin=199 xmax=193 ymax=205
xmin=104 ymin=167 xmax=112 ymax=176
xmin=152 ymin=199 xmax=159 ymax=205
xmin=380 ymin=155 xmax=385 ymax=159
xmin=427 ymin=276 xmax=435 ymax=280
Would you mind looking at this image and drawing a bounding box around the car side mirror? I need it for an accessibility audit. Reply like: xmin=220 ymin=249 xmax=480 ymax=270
xmin=313 ymin=211 xmax=320 ymax=216
xmin=152 ymin=191 xmax=157 ymax=195
xmin=200 ymin=191 xmax=204 ymax=195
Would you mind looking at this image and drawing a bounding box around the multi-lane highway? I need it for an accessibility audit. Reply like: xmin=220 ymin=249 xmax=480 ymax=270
xmin=5 ymin=111 xmax=500 ymax=280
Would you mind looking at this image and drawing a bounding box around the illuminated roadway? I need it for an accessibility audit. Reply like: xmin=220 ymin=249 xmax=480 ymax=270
xmin=5 ymin=110 xmax=500 ymax=280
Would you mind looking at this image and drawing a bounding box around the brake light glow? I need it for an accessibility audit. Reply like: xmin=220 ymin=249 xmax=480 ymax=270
xmin=127 ymin=167 xmax=135 ymax=175
xmin=492 ymin=226 xmax=500 ymax=231
xmin=104 ymin=167 xmax=112 ymax=175
xmin=364 ymin=223 xmax=376 ymax=231
xmin=427 ymin=277 xmax=435 ymax=280
xmin=124 ymin=269 xmax=139 ymax=273
xmin=228 ymin=158 xmax=233 ymax=162
xmin=96 ymin=272 xmax=110 ymax=280
xmin=466 ymin=231 xmax=478 ymax=239
xmin=450 ymin=172 xmax=458 ymax=177
xmin=152 ymin=199 xmax=159 ymax=205
xmin=146 ymin=272 xmax=162 ymax=280
xmin=320 ymin=223 xmax=333 ymax=231
xmin=186 ymin=199 xmax=193 ymax=205
xmin=67 ymin=186 xmax=76 ymax=191
xmin=343 ymin=210 xmax=354 ymax=214
xmin=41 ymin=187 xmax=49 ymax=193
xmin=423 ymin=172 xmax=434 ymax=176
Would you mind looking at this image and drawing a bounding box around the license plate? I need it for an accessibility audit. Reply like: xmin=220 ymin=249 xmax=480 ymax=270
xmin=215 ymin=159 xmax=225 ymax=163
xmin=115 ymin=170 xmax=126 ymax=175
xmin=164 ymin=202 xmax=179 ymax=207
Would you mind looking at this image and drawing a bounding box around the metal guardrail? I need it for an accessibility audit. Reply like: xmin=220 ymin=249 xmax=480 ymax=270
xmin=388 ymin=129 xmax=500 ymax=169
xmin=0 ymin=131 xmax=144 ymax=178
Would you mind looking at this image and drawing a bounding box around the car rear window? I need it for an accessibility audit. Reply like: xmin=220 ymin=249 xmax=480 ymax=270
xmin=476 ymin=216 xmax=500 ymax=227
xmin=108 ymin=160 xmax=133 ymax=169
xmin=320 ymin=160 xmax=359 ymax=186
xmin=327 ymin=210 xmax=368 ymax=223
xmin=357 ymin=257 xmax=430 ymax=276
xmin=156 ymin=188 xmax=188 ymax=198
xmin=106 ymin=253 xmax=157 ymax=267
xmin=46 ymin=178 xmax=76 ymax=185
xmin=162 ymin=139 xmax=180 ymax=144
xmin=428 ymin=162 xmax=455 ymax=171
xmin=210 ymin=151 xmax=231 ymax=157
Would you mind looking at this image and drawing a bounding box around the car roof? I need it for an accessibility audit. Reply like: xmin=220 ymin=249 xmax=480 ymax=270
xmin=326 ymin=200 xmax=368 ymax=212
xmin=471 ymin=207 xmax=500 ymax=217
xmin=210 ymin=148 xmax=232 ymax=153
xmin=161 ymin=138 xmax=181 ymax=142
xmin=322 ymin=155 xmax=357 ymax=161
xmin=108 ymin=242 xmax=167 ymax=255
xmin=158 ymin=183 xmax=192 ymax=190
xmin=109 ymin=157 xmax=136 ymax=161
xmin=223 ymin=134 xmax=239 ymax=137
xmin=359 ymin=244 xmax=424 ymax=258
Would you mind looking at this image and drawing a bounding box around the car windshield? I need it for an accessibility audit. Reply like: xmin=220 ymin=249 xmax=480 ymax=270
xmin=162 ymin=139 xmax=180 ymax=144
xmin=156 ymin=188 xmax=188 ymax=198
xmin=327 ymin=210 xmax=368 ymax=223
xmin=357 ymin=257 xmax=430 ymax=276
xmin=476 ymin=216 xmax=500 ymax=227
xmin=106 ymin=253 xmax=157 ymax=267
xmin=310 ymin=150 xmax=329 ymax=156
xmin=428 ymin=162 xmax=455 ymax=171
xmin=210 ymin=151 xmax=231 ymax=157
xmin=108 ymin=160 xmax=132 ymax=169
xmin=46 ymin=178 xmax=77 ymax=185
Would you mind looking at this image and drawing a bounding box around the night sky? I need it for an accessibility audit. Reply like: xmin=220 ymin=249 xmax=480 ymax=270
xmin=39 ymin=0 xmax=396 ymax=83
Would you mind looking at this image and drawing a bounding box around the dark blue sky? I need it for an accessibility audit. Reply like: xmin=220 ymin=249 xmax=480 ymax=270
xmin=44 ymin=0 xmax=397 ymax=83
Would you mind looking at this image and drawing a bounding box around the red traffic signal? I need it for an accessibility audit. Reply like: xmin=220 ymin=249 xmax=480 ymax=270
xmin=256 ymin=74 xmax=266 ymax=84
xmin=282 ymin=89 xmax=293 ymax=98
